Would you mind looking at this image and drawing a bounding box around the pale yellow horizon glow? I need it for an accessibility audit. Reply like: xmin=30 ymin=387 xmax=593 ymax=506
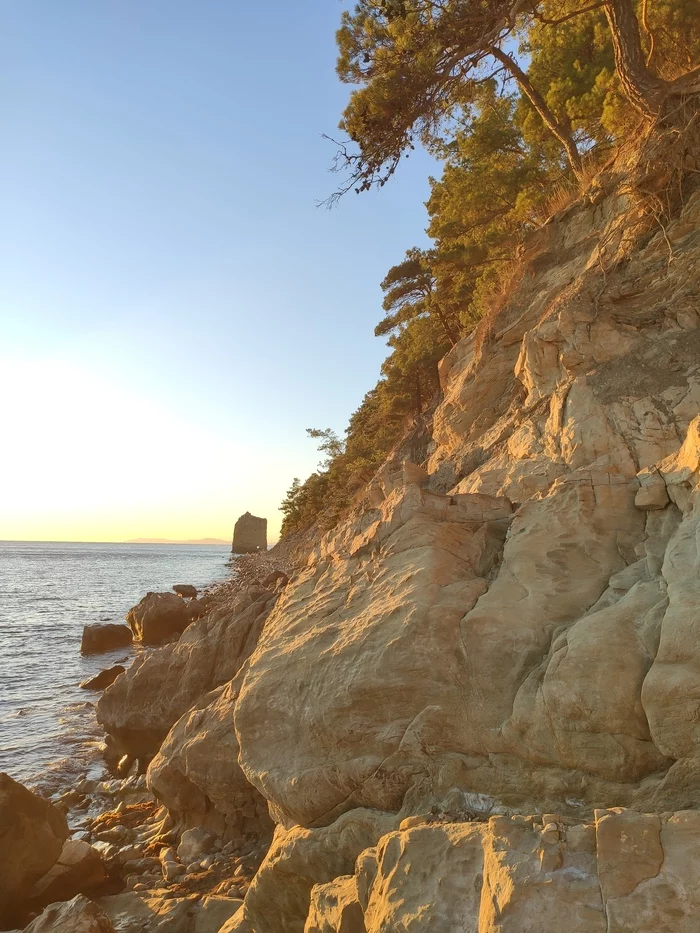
xmin=0 ymin=354 xmax=291 ymax=543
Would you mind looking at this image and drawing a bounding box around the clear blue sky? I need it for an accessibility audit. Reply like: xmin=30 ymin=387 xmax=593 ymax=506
xmin=0 ymin=0 xmax=436 ymax=542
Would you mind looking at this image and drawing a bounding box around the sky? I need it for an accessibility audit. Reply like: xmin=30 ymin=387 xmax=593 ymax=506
xmin=0 ymin=0 xmax=436 ymax=543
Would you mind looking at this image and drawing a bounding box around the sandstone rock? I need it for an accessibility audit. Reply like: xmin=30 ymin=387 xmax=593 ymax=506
xmin=177 ymin=827 xmax=215 ymax=864
xmin=97 ymin=891 xmax=197 ymax=933
xmin=81 ymin=666 xmax=126 ymax=691
xmin=304 ymin=877 xmax=364 ymax=933
xmin=193 ymin=896 xmax=242 ymax=933
xmin=81 ymin=624 xmax=133 ymax=655
xmin=401 ymin=459 xmax=429 ymax=487
xmin=231 ymin=176 xmax=700 ymax=828
xmin=0 ymin=773 xmax=69 ymax=919
xmin=294 ymin=809 xmax=700 ymax=932
xmin=173 ymin=585 xmax=198 ymax=598
xmin=237 ymin=809 xmax=398 ymax=933
xmin=97 ymin=585 xmax=274 ymax=765
xmin=232 ymin=512 xmax=267 ymax=554
xmin=30 ymin=840 xmax=107 ymax=905
xmin=126 ymin=592 xmax=193 ymax=645
xmin=148 ymin=670 xmax=273 ymax=839
xmin=236 ymin=484 xmax=516 ymax=826
xmin=22 ymin=895 xmax=115 ymax=933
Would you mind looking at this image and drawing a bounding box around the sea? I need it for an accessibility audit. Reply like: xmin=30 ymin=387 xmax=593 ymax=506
xmin=0 ymin=541 xmax=232 ymax=793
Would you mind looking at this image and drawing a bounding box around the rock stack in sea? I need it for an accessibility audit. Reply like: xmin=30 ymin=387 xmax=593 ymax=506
xmin=231 ymin=513 xmax=267 ymax=555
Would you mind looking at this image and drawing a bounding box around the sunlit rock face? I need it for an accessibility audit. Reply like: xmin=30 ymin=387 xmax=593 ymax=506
xmin=221 ymin=164 xmax=700 ymax=929
xmin=305 ymin=809 xmax=700 ymax=933
xmin=235 ymin=173 xmax=700 ymax=831
xmin=102 ymin=152 xmax=700 ymax=932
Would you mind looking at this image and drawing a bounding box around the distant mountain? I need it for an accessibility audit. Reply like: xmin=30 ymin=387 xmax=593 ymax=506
xmin=126 ymin=537 xmax=230 ymax=545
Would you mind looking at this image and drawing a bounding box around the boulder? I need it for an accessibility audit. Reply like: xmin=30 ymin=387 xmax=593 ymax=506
xmin=173 ymin=584 xmax=198 ymax=598
xmin=21 ymin=895 xmax=115 ymax=933
xmin=0 ymin=773 xmax=69 ymax=919
xmin=176 ymin=827 xmax=215 ymax=864
xmin=126 ymin=592 xmax=193 ymax=645
xmin=231 ymin=512 xmax=267 ymax=554
xmin=80 ymin=666 xmax=126 ymax=691
xmin=81 ymin=624 xmax=132 ymax=655
xmin=30 ymin=840 xmax=107 ymax=905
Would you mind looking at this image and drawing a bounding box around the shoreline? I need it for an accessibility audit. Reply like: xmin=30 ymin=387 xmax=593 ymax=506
xmin=4 ymin=548 xmax=290 ymax=931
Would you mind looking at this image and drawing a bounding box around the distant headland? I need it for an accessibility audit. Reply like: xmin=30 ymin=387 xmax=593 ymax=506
xmin=125 ymin=537 xmax=230 ymax=545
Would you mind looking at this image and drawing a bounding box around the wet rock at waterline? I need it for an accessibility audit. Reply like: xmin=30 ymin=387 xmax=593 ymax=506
xmin=81 ymin=624 xmax=133 ymax=656
xmin=80 ymin=666 xmax=126 ymax=691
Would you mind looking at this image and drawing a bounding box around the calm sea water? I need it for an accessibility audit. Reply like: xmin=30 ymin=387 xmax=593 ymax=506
xmin=0 ymin=541 xmax=231 ymax=791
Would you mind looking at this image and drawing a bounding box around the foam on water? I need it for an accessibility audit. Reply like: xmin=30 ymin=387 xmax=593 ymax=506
xmin=0 ymin=541 xmax=231 ymax=790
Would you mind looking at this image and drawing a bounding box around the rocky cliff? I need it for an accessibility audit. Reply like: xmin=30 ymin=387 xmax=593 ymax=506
xmin=97 ymin=119 xmax=700 ymax=931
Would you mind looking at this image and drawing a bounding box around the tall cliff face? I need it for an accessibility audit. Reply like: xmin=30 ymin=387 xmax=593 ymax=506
xmin=234 ymin=128 xmax=700 ymax=832
xmin=103 ymin=124 xmax=700 ymax=931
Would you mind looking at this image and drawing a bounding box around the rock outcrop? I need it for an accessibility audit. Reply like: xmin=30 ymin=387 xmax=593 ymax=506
xmin=97 ymin=584 xmax=276 ymax=811
xmin=81 ymin=624 xmax=132 ymax=655
xmin=126 ymin=592 xmax=195 ymax=645
xmin=0 ymin=773 xmax=69 ymax=922
xmin=299 ymin=808 xmax=700 ymax=933
xmin=81 ymin=666 xmax=126 ymax=691
xmin=232 ymin=513 xmax=267 ymax=554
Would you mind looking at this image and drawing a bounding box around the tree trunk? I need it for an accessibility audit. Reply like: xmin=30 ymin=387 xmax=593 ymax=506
xmin=489 ymin=46 xmax=583 ymax=179
xmin=414 ymin=371 xmax=422 ymax=419
xmin=427 ymin=296 xmax=459 ymax=346
xmin=603 ymin=0 xmax=667 ymax=118
xmin=435 ymin=306 xmax=459 ymax=345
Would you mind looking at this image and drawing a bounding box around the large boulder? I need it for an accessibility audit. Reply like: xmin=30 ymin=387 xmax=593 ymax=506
xmin=173 ymin=584 xmax=198 ymax=598
xmin=81 ymin=624 xmax=132 ymax=655
xmin=30 ymin=840 xmax=107 ymax=905
xmin=126 ymin=592 xmax=194 ymax=645
xmin=21 ymin=895 xmax=114 ymax=933
xmin=0 ymin=773 xmax=69 ymax=921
